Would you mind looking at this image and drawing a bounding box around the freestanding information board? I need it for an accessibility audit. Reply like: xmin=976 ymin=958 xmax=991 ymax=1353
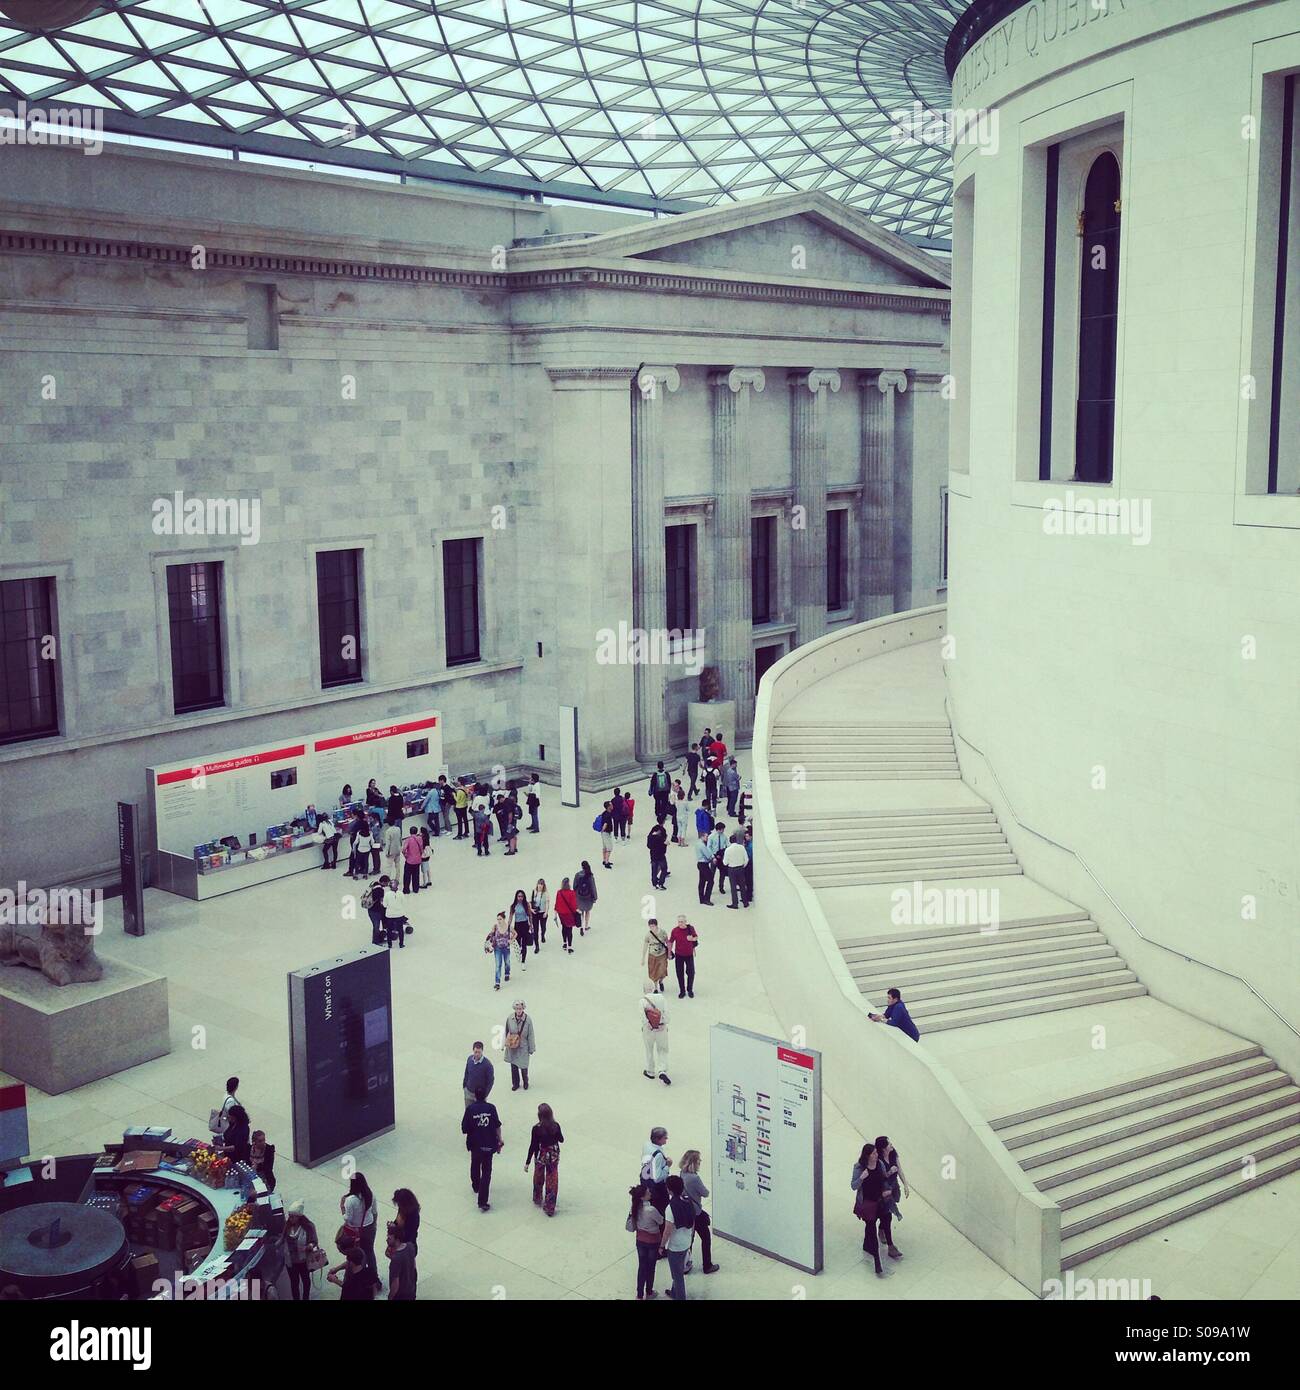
xmin=289 ymin=947 xmax=395 ymax=1167
xmin=709 ymin=1024 xmax=823 ymax=1273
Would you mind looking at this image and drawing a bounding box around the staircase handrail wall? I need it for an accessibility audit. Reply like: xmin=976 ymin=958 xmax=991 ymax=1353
xmin=752 ymin=605 xmax=1060 ymax=1294
xmin=944 ymin=682 xmax=1300 ymax=1058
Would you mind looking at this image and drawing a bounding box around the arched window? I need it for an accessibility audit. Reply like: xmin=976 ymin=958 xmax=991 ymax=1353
xmin=1075 ymin=152 xmax=1121 ymax=483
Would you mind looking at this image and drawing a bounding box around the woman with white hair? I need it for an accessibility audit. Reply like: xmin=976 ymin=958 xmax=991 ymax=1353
xmin=503 ymin=998 xmax=536 ymax=1091
xmin=283 ymin=1201 xmax=321 ymax=1301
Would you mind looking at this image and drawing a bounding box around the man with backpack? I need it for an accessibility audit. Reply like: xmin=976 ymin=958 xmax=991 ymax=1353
xmin=640 ymin=1126 xmax=672 ymax=1212
xmin=641 ymin=983 xmax=671 ymax=1086
xmin=648 ymin=761 xmax=672 ymax=821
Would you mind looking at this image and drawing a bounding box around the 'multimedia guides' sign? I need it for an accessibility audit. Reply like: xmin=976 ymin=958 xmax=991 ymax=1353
xmin=709 ymin=1024 xmax=823 ymax=1273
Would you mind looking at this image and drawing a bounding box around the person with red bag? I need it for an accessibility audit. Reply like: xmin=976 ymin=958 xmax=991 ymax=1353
xmin=641 ymin=981 xmax=670 ymax=1085
xmin=553 ymin=876 xmax=579 ymax=953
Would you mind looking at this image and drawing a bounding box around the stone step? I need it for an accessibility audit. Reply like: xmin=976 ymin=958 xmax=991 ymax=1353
xmin=799 ymin=862 xmax=1024 ymax=887
xmin=998 ymin=1060 xmax=1282 ymax=1149
xmin=989 ymin=1047 xmax=1265 ymax=1129
xmin=917 ymin=982 xmax=1147 ymax=1033
xmin=843 ymin=926 xmax=1106 ymax=973
xmin=789 ymin=836 xmax=1009 ymax=865
xmin=899 ymin=968 xmax=1138 ymax=1019
xmin=776 ymin=721 xmax=951 ymax=730
xmin=771 ymin=769 xmax=964 ymax=781
xmin=851 ymin=946 xmax=1119 ymax=998
xmin=1033 ymin=1089 xmax=1300 ymax=1190
xmin=840 ymin=912 xmax=1093 ymax=951
xmin=786 ymin=829 xmax=1008 ymax=853
xmin=1060 ymin=1148 xmax=1300 ymax=1271
xmin=782 ymin=820 xmax=1000 ymax=843
xmin=778 ymin=807 xmax=996 ymax=826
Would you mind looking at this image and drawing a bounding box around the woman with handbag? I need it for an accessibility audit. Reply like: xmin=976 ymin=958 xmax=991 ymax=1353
xmin=340 ymin=1172 xmax=381 ymax=1293
xmin=641 ymin=918 xmax=670 ymax=995
xmin=850 ymin=1143 xmax=893 ymax=1278
xmin=485 ymin=913 xmax=513 ymax=991
xmin=284 ymin=1201 xmax=322 ymax=1300
xmin=530 ymin=878 xmax=549 ymax=951
xmin=509 ymin=890 xmax=533 ymax=971
xmin=503 ymin=999 xmax=535 ymax=1090
xmin=524 ymin=1102 xmax=564 ymax=1215
xmin=553 ymin=877 xmax=579 ymax=953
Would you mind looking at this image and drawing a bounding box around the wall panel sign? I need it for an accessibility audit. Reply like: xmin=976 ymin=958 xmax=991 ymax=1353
xmin=312 ymin=713 xmax=442 ymax=807
xmin=709 ymin=1024 xmax=823 ymax=1274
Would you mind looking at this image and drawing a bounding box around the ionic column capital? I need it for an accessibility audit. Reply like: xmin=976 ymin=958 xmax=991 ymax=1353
xmin=636 ymin=364 xmax=680 ymax=399
xmin=875 ymin=369 xmax=909 ymax=394
xmin=793 ymin=368 xmax=841 ymax=395
xmin=710 ymin=366 xmax=766 ymax=394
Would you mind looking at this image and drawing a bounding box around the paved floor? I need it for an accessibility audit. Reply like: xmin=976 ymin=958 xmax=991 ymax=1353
xmin=4 ymin=761 xmax=1032 ymax=1301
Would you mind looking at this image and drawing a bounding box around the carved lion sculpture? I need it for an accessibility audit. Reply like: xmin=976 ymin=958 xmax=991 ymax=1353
xmin=0 ymin=918 xmax=103 ymax=987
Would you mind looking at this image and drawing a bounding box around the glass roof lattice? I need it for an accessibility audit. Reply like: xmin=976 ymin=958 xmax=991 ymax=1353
xmin=0 ymin=1 xmax=964 ymax=243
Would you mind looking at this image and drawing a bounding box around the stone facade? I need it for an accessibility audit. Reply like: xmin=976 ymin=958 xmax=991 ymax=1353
xmin=0 ymin=141 xmax=949 ymax=886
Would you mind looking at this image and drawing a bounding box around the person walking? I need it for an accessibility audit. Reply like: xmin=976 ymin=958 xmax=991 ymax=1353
xmin=851 ymin=1142 xmax=894 ymax=1278
xmin=641 ymin=982 xmax=670 ymax=1084
xmin=869 ymin=988 xmax=921 ymax=1042
xmin=670 ymin=781 xmax=686 ymax=845
xmin=648 ymin=761 xmax=673 ymax=822
xmin=875 ymin=1134 xmax=908 ymax=1257
xmin=574 ymin=860 xmax=597 ymax=935
xmin=283 ymin=1201 xmax=321 ymax=1301
xmin=724 ymin=832 xmax=751 ymax=909
xmin=597 ymin=802 xmax=615 ymax=868
xmin=685 ymin=745 xmax=700 ymax=799
xmin=385 ymin=1222 xmax=417 ymax=1300
xmin=629 ymin=1183 xmax=664 ymax=1300
xmin=391 ymin=1188 xmax=421 ymax=1257
xmin=662 ymin=1176 xmax=694 ymax=1300
xmin=340 ymin=1173 xmax=381 ymax=1293
xmin=677 ymin=1150 xmax=720 ymax=1273
xmin=611 ymin=787 xmax=628 ymax=841
xmin=553 ymin=876 xmax=579 ymax=953
xmin=646 ymin=818 xmax=669 ymax=890
xmin=462 ymin=1086 xmax=502 ymax=1212
xmin=530 ymin=879 xmax=549 ymax=951
xmin=695 ymin=830 xmax=716 ymax=906
xmin=703 ymin=763 xmax=718 ymax=814
xmin=485 ymin=912 xmax=513 ymax=991
xmin=526 ymin=774 xmax=542 ymax=833
xmin=669 ymin=915 xmax=698 ymax=999
xmin=509 ymin=889 xmax=533 ymax=971
xmin=625 ymin=792 xmax=636 ymax=835
xmin=463 ymin=1040 xmax=494 ymax=1107
xmin=710 ymin=732 xmax=728 ymax=771
xmin=418 ymin=826 xmax=433 ymax=889
xmin=524 ymin=1102 xmax=564 ymax=1216
xmin=641 ymin=918 xmax=670 ymax=994
xmin=422 ymin=781 xmax=442 ymax=838
xmin=504 ymin=998 xmax=535 ymax=1090
xmin=504 ymin=793 xmax=521 ymax=856
xmin=722 ymin=758 xmax=741 ymax=818
xmin=315 ymin=813 xmax=338 ymax=870
xmin=694 ymin=803 xmax=713 ymax=842
xmin=401 ymin=826 xmax=423 ymax=895
xmin=453 ymin=782 xmax=470 ymax=839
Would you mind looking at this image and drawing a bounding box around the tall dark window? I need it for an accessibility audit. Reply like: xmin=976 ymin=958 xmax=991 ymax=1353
xmin=1268 ymin=73 xmax=1296 ymax=495
xmin=166 ymin=562 xmax=224 ymax=713
xmin=826 ymin=509 xmax=848 ymax=610
xmin=0 ymin=577 xmax=59 ymax=745
xmin=751 ymin=515 xmax=775 ymax=623
xmin=1075 ymin=151 xmax=1121 ymax=483
xmin=940 ymin=488 xmax=951 ymax=585
xmin=1039 ymin=142 xmax=1060 ymax=481
xmin=443 ymin=538 xmax=481 ymax=665
xmin=665 ymin=524 xmax=696 ymax=632
xmin=316 ymin=548 xmax=363 ymax=687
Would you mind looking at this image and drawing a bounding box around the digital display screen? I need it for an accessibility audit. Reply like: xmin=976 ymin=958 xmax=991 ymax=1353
xmin=290 ymin=949 xmax=395 ymax=1165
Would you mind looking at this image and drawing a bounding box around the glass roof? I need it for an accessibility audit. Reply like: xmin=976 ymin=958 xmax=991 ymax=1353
xmin=0 ymin=1 xmax=964 ymax=242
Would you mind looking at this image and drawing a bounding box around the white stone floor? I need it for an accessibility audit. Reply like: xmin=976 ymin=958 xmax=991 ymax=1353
xmin=4 ymin=761 xmax=1033 ymax=1302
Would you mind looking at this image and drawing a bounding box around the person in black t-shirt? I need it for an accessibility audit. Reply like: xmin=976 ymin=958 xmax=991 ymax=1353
xmin=328 ymin=1246 xmax=374 ymax=1300
xmin=462 ymin=1088 xmax=503 ymax=1211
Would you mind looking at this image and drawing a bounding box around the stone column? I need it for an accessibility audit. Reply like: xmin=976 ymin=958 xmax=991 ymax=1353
xmin=631 ymin=364 xmax=680 ymax=765
xmin=860 ymin=369 xmax=908 ymax=621
xmin=790 ymin=368 xmax=841 ymax=648
xmin=710 ymin=367 xmax=765 ymax=742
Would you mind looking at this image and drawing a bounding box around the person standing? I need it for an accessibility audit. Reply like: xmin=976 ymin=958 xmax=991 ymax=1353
xmin=710 ymin=732 xmax=728 ymax=771
xmin=609 ymin=787 xmax=627 ymax=841
xmin=684 ymin=745 xmax=700 ymax=799
xmin=504 ymin=793 xmax=521 ymax=856
xmin=328 ymin=1245 xmax=373 ymax=1300
xmin=707 ymin=820 xmax=730 ymax=897
xmin=670 ymin=781 xmax=686 ymax=845
xmin=453 ymin=782 xmax=470 ymax=839
xmin=724 ymin=832 xmax=751 ymax=909
xmin=382 ymin=819 xmax=402 ymax=883
xmin=662 ymin=1176 xmax=694 ymax=1300
xmin=315 ymin=813 xmax=337 ymax=869
xmin=341 ymin=1173 xmax=380 ymax=1293
xmin=283 ymin=1201 xmax=320 ymax=1301
xmin=462 ymin=1087 xmax=503 ymax=1212
xmin=214 ymin=1104 xmax=251 ymax=1164
xmin=485 ymin=912 xmax=512 ymax=991
xmin=669 ymin=915 xmax=698 ymax=999
xmin=677 ymin=1150 xmax=720 ymax=1273
xmin=695 ymin=831 xmax=716 ymax=906
xmin=209 ymin=1076 xmax=241 ymax=1142
xmin=641 ymin=982 xmax=670 ymax=1084
xmin=348 ymin=820 xmax=373 ymax=880
xmin=648 ymin=761 xmax=672 ymax=821
xmin=418 ymin=826 xmax=433 ymax=889
xmin=504 ymin=999 xmax=535 ymax=1090
xmin=694 ymin=803 xmax=713 ymax=842
xmin=744 ymin=821 xmax=754 ymax=904
xmin=401 ymin=826 xmax=423 ymax=895
xmin=574 ymin=860 xmax=598 ymax=934
xmin=493 ymin=794 xmax=511 ymax=844
xmin=554 ymin=876 xmax=579 ymax=953
xmin=385 ymin=1223 xmax=417 ymax=1300
xmin=385 ymin=784 xmax=404 ymax=827
xmin=641 ymin=918 xmax=670 ymax=994
xmin=473 ymin=800 xmax=493 ymax=856
xmin=869 ymin=988 xmax=921 ymax=1042
xmin=422 ymin=782 xmax=442 ymax=838
xmin=365 ymin=778 xmax=385 ymax=813
xmin=391 ymin=1188 xmax=421 ymax=1257
xmin=630 ymin=1183 xmax=664 ymax=1300
xmin=640 ymin=1127 xmax=672 ymax=1212
xmin=530 ymin=878 xmax=549 ymax=951
xmin=526 ymin=774 xmax=542 ymax=833
xmin=703 ymin=763 xmax=718 ymax=814
xmin=524 ymin=1102 xmax=564 ymax=1216
xmin=722 ymin=758 xmax=741 ymax=818
xmin=597 ymin=801 xmax=615 ymax=868
xmin=463 ymin=1040 xmax=494 ymax=1107
xmin=646 ymin=818 xmax=669 ymax=890
xmin=509 ymin=889 xmax=533 ymax=971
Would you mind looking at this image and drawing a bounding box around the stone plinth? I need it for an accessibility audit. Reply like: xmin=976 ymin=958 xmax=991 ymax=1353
xmin=0 ymin=955 xmax=170 ymax=1095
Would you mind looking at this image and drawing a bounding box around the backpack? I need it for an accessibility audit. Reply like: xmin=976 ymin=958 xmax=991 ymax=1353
xmin=640 ymin=1147 xmax=664 ymax=1183
xmin=644 ymin=1001 xmax=663 ymax=1029
xmin=527 ymin=791 xmax=539 ymax=810
xmin=575 ymin=871 xmax=592 ymax=898
xmin=592 ymin=814 xmax=604 ymax=832
xmin=360 ymin=882 xmax=379 ymax=910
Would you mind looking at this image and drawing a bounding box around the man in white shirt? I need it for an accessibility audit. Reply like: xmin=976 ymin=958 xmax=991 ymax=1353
xmin=723 ymin=833 xmax=751 ymax=909
xmin=641 ymin=984 xmax=670 ymax=1086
